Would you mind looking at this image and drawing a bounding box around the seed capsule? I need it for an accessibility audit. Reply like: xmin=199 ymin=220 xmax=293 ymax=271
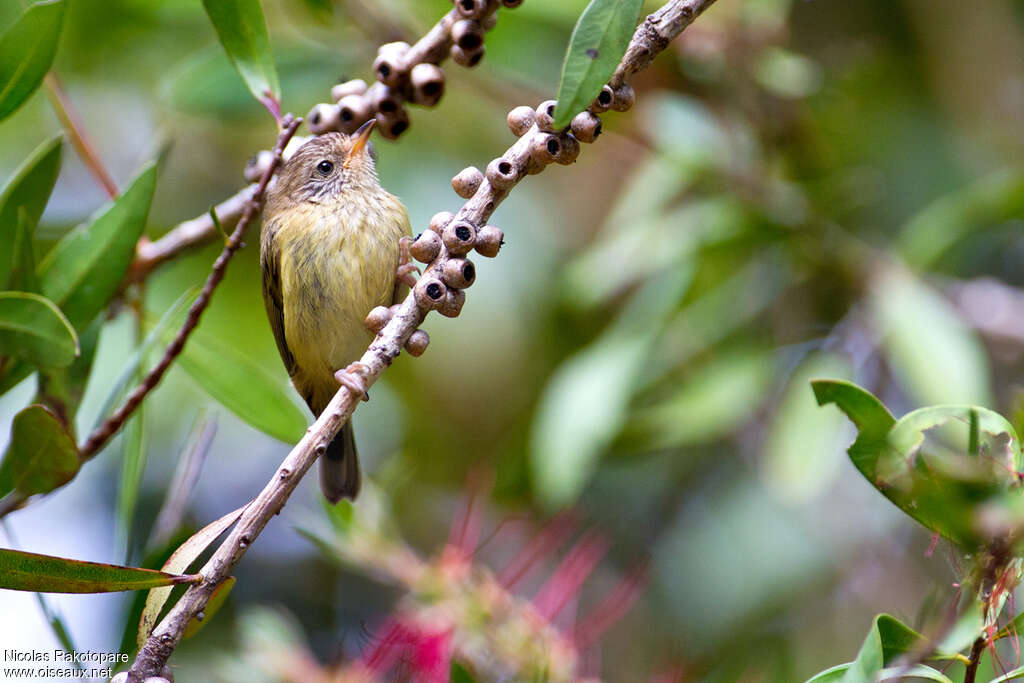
xmin=405 ymin=329 xmax=430 ymax=356
xmin=429 ymin=211 xmax=455 ymax=233
xmin=364 ymin=306 xmax=393 ymax=334
xmin=439 ymin=287 xmax=466 ymax=318
xmin=331 ymin=78 xmax=368 ymax=102
xmin=376 ymin=106 xmax=410 ymax=139
xmin=453 ymin=0 xmax=488 ymax=19
xmin=474 ymin=225 xmax=504 ymax=257
xmin=414 ymin=276 xmax=447 ymax=310
xmin=442 ymin=220 xmax=477 ymax=255
xmin=535 ymin=99 xmax=558 ymax=132
xmin=442 ymin=258 xmax=476 ymax=288
xmin=308 ymin=103 xmax=342 ymax=134
xmin=410 ymin=63 xmax=445 ymax=107
xmin=244 ymin=150 xmax=274 ymax=182
xmin=452 ymin=19 xmax=484 ymax=51
xmin=410 ymin=230 xmax=442 ymax=263
xmin=570 ymin=110 xmax=602 ymax=143
xmin=591 ymin=85 xmax=614 ymax=113
xmin=555 ymin=134 xmax=580 ymax=165
xmin=485 ymin=157 xmax=517 ymax=189
xmin=337 ymin=94 xmax=372 ymax=134
xmin=366 ymin=82 xmax=403 ymax=116
xmin=482 ymin=12 xmax=497 ymax=31
xmin=529 ymin=133 xmax=560 ymax=166
xmin=611 ymin=83 xmax=636 ymax=112
xmin=501 ymin=0 xmax=523 ymax=6
xmin=450 ymin=43 xmax=485 ymax=68
xmin=507 ymin=106 xmax=536 ymax=137
xmin=451 ymin=166 xmax=483 ymax=198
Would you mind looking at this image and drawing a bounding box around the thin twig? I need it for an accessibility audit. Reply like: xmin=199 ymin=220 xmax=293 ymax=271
xmin=44 ymin=72 xmax=119 ymax=199
xmin=964 ymin=635 xmax=986 ymax=683
xmin=76 ymin=117 xmax=302 ymax=463
xmin=127 ymin=1 xmax=716 ymax=678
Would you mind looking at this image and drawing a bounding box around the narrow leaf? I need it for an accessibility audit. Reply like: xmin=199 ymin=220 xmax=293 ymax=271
xmin=39 ymin=162 xmax=157 ymax=330
xmin=0 ymin=404 xmax=78 ymax=499
xmin=0 ymin=135 xmax=62 ymax=288
xmin=0 ymin=291 xmax=77 ymax=369
xmin=552 ymin=0 xmax=642 ymax=128
xmin=137 ymin=505 xmax=245 ymax=648
xmin=174 ymin=327 xmax=308 ymax=444
xmin=116 ymin=401 xmax=146 ymax=563
xmin=183 ymin=575 xmax=235 ymax=640
xmin=0 ymin=547 xmax=199 ymax=593
xmin=10 ymin=208 xmax=41 ymax=293
xmin=0 ymin=0 xmax=66 ymax=120
xmin=201 ymin=0 xmax=280 ymax=104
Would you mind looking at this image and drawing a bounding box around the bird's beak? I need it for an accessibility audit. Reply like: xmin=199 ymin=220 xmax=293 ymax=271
xmin=347 ymin=119 xmax=376 ymax=163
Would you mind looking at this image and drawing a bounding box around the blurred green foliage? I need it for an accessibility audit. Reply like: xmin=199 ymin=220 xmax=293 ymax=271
xmin=1 ymin=0 xmax=1024 ymax=681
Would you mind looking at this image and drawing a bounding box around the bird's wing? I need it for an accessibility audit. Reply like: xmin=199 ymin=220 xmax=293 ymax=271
xmin=391 ymin=204 xmax=414 ymax=306
xmin=260 ymin=221 xmax=297 ymax=377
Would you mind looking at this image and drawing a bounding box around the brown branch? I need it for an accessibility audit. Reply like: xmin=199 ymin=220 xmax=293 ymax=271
xmin=76 ymin=117 xmax=302 ymax=463
xmin=44 ymin=72 xmax=120 ymax=199
xmin=127 ymin=0 xmax=717 ymax=679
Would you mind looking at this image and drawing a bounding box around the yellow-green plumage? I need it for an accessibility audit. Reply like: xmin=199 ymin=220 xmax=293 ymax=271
xmin=260 ymin=129 xmax=410 ymax=502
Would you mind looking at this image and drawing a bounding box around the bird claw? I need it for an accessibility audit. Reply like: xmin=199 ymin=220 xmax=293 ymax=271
xmin=335 ymin=362 xmax=370 ymax=402
xmin=396 ymin=236 xmax=420 ymax=288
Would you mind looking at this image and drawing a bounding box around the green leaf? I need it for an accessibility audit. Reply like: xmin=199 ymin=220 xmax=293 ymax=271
xmin=200 ymin=0 xmax=280 ymax=104
xmin=174 ymin=327 xmax=308 ymax=444
xmin=0 ymin=547 xmax=199 ymax=593
xmin=0 ymin=135 xmax=62 ymax=289
xmin=0 ymin=404 xmax=78 ymax=499
xmin=450 ymin=660 xmax=477 ymax=683
xmin=115 ymin=401 xmax=146 ymax=563
xmin=807 ymin=664 xmax=955 ymax=683
xmin=0 ymin=291 xmax=77 ymax=369
xmin=39 ymin=162 xmax=157 ymax=331
xmin=552 ymin=0 xmax=642 ymax=128
xmin=992 ymin=666 xmax=1024 ymax=682
xmin=815 ymin=379 xmax=1023 ymax=547
xmin=137 ymin=505 xmax=244 ymax=649
xmin=10 ymin=208 xmax=41 ymax=293
xmin=0 ymin=0 xmax=65 ymax=121
xmin=838 ymin=614 xmax=928 ymax=683
xmin=870 ymin=268 xmax=991 ymax=406
xmin=898 ymin=169 xmax=1024 ymax=269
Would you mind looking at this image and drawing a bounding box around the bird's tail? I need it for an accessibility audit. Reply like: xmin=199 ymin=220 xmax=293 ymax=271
xmin=320 ymin=419 xmax=360 ymax=502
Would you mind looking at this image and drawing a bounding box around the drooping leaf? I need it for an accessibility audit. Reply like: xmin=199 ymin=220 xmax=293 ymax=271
xmin=174 ymin=327 xmax=308 ymax=444
xmin=898 ymin=169 xmax=1024 ymax=269
xmin=0 ymin=547 xmax=199 ymax=593
xmin=116 ymin=400 xmax=146 ymax=563
xmin=870 ymin=268 xmax=991 ymax=407
xmin=0 ymin=404 xmax=78 ymax=499
xmin=183 ymin=575 xmax=235 ymax=640
xmin=39 ymin=163 xmax=157 ymax=330
xmin=0 ymin=291 xmax=77 ymax=369
xmin=137 ymin=505 xmax=244 ymax=648
xmin=10 ymin=208 xmax=41 ymax=293
xmin=552 ymin=0 xmax=642 ymax=128
xmin=763 ymin=353 xmax=852 ymax=502
xmin=0 ymin=0 xmax=66 ymax=120
xmin=0 ymin=136 xmax=62 ymax=289
xmin=807 ymin=664 xmax=954 ymax=683
xmin=200 ymin=0 xmax=280 ymax=104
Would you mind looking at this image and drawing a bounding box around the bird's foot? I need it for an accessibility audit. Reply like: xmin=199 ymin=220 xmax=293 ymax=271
xmin=396 ymin=236 xmax=420 ymax=288
xmin=335 ymin=362 xmax=370 ymax=402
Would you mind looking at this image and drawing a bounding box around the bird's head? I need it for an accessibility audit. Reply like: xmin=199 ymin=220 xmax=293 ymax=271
xmin=272 ymin=120 xmax=380 ymax=204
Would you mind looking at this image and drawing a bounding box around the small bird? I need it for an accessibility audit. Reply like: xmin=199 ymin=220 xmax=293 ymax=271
xmin=260 ymin=120 xmax=413 ymax=502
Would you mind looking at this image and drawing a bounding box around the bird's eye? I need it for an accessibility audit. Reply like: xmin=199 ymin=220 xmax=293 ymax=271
xmin=316 ymin=160 xmax=334 ymax=175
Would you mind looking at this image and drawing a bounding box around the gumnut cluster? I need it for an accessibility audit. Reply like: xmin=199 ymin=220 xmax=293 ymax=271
xmin=305 ymin=0 xmax=524 ymax=141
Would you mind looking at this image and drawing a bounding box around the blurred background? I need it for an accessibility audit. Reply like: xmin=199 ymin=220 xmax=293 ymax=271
xmin=2 ymin=0 xmax=1024 ymax=680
